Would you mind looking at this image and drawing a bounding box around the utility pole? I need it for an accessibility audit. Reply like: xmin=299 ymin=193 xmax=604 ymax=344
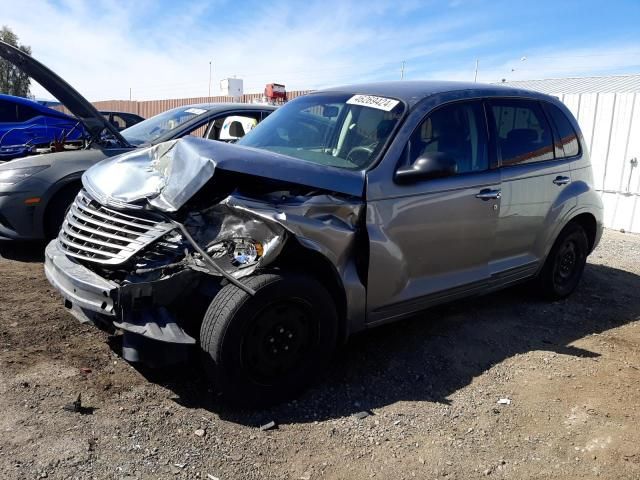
xmin=400 ymin=60 xmax=405 ymax=80
xmin=129 ymin=87 xmax=132 ymax=101
xmin=474 ymin=59 xmax=479 ymax=82
xmin=208 ymin=61 xmax=212 ymax=97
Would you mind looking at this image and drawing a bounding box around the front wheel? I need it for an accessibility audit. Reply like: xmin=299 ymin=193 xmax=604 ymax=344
xmin=537 ymin=222 xmax=589 ymax=299
xmin=200 ymin=273 xmax=338 ymax=406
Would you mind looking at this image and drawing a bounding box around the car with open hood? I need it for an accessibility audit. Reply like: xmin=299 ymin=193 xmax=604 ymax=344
xmin=0 ymin=41 xmax=275 ymax=240
xmin=45 ymin=81 xmax=604 ymax=406
xmin=0 ymin=93 xmax=86 ymax=160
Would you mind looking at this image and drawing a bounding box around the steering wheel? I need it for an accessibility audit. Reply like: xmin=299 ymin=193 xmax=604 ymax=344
xmin=346 ymin=145 xmax=375 ymax=167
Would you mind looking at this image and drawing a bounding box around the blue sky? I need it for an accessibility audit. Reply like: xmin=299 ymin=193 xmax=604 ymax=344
xmin=2 ymin=0 xmax=640 ymax=100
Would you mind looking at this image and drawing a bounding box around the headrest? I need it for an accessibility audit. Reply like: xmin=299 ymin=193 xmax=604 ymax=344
xmin=229 ymin=121 xmax=245 ymax=138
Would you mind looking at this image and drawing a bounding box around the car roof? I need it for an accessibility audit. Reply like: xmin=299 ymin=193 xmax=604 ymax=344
xmin=0 ymin=93 xmax=73 ymax=117
xmin=318 ymin=80 xmax=556 ymax=107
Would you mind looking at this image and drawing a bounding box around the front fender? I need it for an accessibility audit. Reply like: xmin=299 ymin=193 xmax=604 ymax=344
xmin=217 ymin=194 xmax=368 ymax=335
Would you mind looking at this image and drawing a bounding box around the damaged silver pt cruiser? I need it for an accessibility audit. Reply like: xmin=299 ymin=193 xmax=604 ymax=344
xmin=45 ymin=82 xmax=603 ymax=405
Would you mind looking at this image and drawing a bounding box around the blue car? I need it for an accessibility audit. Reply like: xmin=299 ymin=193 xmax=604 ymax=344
xmin=0 ymin=94 xmax=85 ymax=160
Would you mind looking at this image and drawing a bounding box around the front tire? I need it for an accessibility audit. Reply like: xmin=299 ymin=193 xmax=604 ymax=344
xmin=538 ymin=222 xmax=589 ymax=299
xmin=200 ymin=273 xmax=338 ymax=406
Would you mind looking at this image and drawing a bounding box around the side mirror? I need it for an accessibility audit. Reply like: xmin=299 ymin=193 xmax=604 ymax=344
xmin=395 ymin=152 xmax=457 ymax=183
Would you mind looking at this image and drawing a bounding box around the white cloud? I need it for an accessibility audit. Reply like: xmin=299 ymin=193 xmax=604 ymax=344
xmin=1 ymin=0 xmax=493 ymax=100
xmin=2 ymin=0 xmax=639 ymax=102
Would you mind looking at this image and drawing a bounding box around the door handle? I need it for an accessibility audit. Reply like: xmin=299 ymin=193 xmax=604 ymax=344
xmin=553 ymin=175 xmax=571 ymax=186
xmin=475 ymin=188 xmax=501 ymax=200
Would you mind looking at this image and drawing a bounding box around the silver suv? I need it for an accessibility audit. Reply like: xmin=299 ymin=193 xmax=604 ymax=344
xmin=45 ymin=82 xmax=603 ymax=405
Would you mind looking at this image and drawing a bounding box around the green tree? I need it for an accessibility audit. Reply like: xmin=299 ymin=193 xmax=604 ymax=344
xmin=0 ymin=26 xmax=31 ymax=97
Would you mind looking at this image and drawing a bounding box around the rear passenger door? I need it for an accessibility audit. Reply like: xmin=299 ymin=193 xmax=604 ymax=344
xmin=487 ymin=98 xmax=575 ymax=286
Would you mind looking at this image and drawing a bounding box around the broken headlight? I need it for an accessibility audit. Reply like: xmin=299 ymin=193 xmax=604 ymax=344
xmin=206 ymin=238 xmax=263 ymax=267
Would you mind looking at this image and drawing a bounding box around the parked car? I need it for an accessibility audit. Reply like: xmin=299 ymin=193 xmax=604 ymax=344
xmin=100 ymin=111 xmax=145 ymax=131
xmin=0 ymin=93 xmax=86 ymax=160
xmin=0 ymin=40 xmax=275 ymax=240
xmin=45 ymin=81 xmax=603 ymax=405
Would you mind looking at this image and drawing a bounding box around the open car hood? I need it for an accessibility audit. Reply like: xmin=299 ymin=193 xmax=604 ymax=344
xmin=0 ymin=41 xmax=128 ymax=146
xmin=82 ymin=136 xmax=366 ymax=211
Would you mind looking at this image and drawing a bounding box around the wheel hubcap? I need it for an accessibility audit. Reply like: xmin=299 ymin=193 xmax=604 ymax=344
xmin=554 ymin=240 xmax=579 ymax=286
xmin=242 ymin=300 xmax=315 ymax=385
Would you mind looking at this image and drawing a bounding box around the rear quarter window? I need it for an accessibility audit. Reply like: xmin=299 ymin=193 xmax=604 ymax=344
xmin=543 ymin=103 xmax=580 ymax=158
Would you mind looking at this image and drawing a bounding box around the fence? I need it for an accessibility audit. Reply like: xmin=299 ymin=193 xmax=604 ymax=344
xmin=80 ymin=90 xmax=311 ymax=119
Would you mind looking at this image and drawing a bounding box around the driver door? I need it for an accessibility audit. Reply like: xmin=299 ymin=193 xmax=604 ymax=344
xmin=366 ymin=100 xmax=500 ymax=324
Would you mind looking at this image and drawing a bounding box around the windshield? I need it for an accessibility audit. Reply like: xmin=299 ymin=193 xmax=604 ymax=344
xmin=121 ymin=106 xmax=209 ymax=146
xmin=237 ymin=93 xmax=404 ymax=170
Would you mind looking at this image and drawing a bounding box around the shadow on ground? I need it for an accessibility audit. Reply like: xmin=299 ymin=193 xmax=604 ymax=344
xmin=0 ymin=241 xmax=46 ymax=263
xmin=108 ymin=262 xmax=640 ymax=427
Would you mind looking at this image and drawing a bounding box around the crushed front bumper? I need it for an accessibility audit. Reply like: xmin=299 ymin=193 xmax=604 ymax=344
xmin=44 ymin=239 xmax=118 ymax=315
xmin=44 ymin=240 xmax=196 ymax=345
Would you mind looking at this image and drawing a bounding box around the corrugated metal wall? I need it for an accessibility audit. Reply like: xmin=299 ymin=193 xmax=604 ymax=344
xmin=85 ymin=90 xmax=311 ymax=118
xmin=560 ymin=92 xmax=640 ymax=233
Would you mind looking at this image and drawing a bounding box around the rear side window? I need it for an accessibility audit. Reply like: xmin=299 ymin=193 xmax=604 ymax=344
xmin=15 ymin=104 xmax=39 ymax=122
xmin=407 ymin=101 xmax=488 ymax=174
xmin=490 ymin=99 xmax=554 ymax=166
xmin=0 ymin=100 xmax=18 ymax=122
xmin=544 ymin=103 xmax=580 ymax=158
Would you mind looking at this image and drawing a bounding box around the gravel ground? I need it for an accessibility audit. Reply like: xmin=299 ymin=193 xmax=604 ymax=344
xmin=0 ymin=229 xmax=639 ymax=480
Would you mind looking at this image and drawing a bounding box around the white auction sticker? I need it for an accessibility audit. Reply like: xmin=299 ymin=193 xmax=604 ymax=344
xmin=346 ymin=94 xmax=400 ymax=112
xmin=184 ymin=107 xmax=207 ymax=115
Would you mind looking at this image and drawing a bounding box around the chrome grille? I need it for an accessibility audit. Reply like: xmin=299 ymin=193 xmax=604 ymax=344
xmin=58 ymin=190 xmax=174 ymax=265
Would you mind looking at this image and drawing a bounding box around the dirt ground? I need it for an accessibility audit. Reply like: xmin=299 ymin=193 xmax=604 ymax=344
xmin=0 ymin=230 xmax=639 ymax=480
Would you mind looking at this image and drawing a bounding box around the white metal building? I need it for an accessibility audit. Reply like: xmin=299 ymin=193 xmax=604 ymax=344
xmin=502 ymin=75 xmax=640 ymax=233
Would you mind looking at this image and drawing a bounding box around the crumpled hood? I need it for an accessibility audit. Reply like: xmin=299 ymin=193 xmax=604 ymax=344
xmin=82 ymin=136 xmax=366 ymax=212
xmin=82 ymin=139 xmax=212 ymax=211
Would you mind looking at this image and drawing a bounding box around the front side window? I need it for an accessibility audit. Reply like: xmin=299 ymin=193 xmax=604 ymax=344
xmin=406 ymin=101 xmax=488 ymax=174
xmin=543 ymin=102 xmax=580 ymax=158
xmin=491 ymin=99 xmax=554 ymax=166
xmin=238 ymin=93 xmax=405 ymax=170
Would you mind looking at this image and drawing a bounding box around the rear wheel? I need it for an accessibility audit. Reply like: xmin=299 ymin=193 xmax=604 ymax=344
xmin=537 ymin=222 xmax=589 ymax=299
xmin=200 ymin=273 xmax=338 ymax=406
